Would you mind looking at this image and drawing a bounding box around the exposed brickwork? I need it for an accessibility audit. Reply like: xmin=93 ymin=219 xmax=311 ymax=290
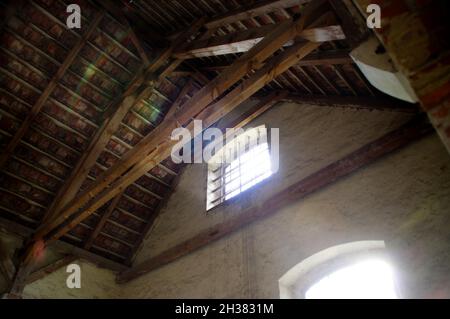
xmin=355 ymin=0 xmax=450 ymax=152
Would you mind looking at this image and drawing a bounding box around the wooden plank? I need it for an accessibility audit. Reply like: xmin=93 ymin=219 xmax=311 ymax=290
xmin=328 ymin=0 xmax=369 ymax=48
xmin=281 ymin=93 xmax=419 ymax=113
xmin=221 ymin=90 xmax=289 ymax=131
xmin=84 ymin=193 xmax=123 ymax=250
xmin=31 ymin=0 xmax=331 ymax=244
xmin=0 ymin=240 xmax=15 ymax=283
xmin=45 ymin=24 xmax=326 ymax=244
xmin=205 ymin=0 xmax=311 ymax=29
xmin=173 ymin=24 xmax=345 ymax=59
xmin=165 ymin=78 xmax=195 ymax=119
xmin=26 ymin=255 xmax=77 ymax=284
xmin=0 ymin=10 xmax=105 ymax=170
xmin=125 ymin=19 xmax=151 ymax=67
xmin=116 ymin=116 xmax=432 ymax=283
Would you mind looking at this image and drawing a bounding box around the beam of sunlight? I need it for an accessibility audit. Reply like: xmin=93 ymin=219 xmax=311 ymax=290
xmin=305 ymin=259 xmax=398 ymax=299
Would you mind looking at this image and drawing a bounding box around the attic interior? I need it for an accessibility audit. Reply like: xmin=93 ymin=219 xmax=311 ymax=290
xmin=0 ymin=0 xmax=449 ymax=299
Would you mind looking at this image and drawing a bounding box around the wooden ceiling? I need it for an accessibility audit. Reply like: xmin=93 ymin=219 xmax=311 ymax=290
xmin=0 ymin=0 xmax=419 ymax=288
xmin=0 ymin=0 xmax=192 ymax=265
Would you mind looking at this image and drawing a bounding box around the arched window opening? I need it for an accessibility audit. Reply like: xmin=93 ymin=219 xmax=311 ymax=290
xmin=305 ymin=258 xmax=398 ymax=299
xmin=279 ymin=241 xmax=401 ymax=299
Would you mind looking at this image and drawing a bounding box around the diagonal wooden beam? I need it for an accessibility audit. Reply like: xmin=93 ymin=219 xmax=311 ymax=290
xmin=173 ymin=23 xmax=345 ymax=59
xmin=26 ymin=255 xmax=76 ymax=284
xmin=116 ymin=115 xmax=432 ymax=283
xmin=42 ymin=14 xmax=333 ymax=246
xmin=204 ymin=0 xmax=311 ymax=29
xmin=96 ymin=0 xmax=169 ymax=47
xmin=29 ymin=0 xmax=331 ymax=248
xmin=0 ymin=10 xmax=105 ymax=170
xmin=84 ymin=193 xmax=123 ymax=250
xmin=39 ymin=17 xmax=206 ymax=225
xmin=280 ymin=93 xmax=419 ymax=113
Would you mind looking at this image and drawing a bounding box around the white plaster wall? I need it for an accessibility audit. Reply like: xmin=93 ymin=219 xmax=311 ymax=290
xmin=121 ymin=103 xmax=450 ymax=298
xmin=23 ymin=259 xmax=122 ymax=299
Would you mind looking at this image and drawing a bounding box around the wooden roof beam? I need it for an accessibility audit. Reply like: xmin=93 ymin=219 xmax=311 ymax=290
xmin=197 ymin=49 xmax=352 ymax=73
xmin=27 ymin=0 xmax=332 ymax=250
xmin=173 ymin=23 xmax=345 ymax=59
xmin=279 ymin=93 xmax=420 ymax=113
xmin=204 ymin=0 xmax=311 ymax=29
xmin=39 ymin=18 xmax=206 ymax=225
xmin=168 ymin=0 xmax=311 ymax=40
xmin=84 ymin=193 xmax=123 ymax=250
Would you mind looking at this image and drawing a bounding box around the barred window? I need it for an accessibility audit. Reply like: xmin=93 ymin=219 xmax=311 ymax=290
xmin=206 ymin=126 xmax=273 ymax=211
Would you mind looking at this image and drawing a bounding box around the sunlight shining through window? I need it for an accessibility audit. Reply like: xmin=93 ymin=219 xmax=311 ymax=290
xmin=305 ymin=259 xmax=398 ymax=299
xmin=224 ymin=142 xmax=272 ymax=200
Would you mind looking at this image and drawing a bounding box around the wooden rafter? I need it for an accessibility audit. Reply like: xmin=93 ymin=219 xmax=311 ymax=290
xmin=168 ymin=0 xmax=311 ymax=40
xmin=173 ymin=23 xmax=345 ymax=59
xmin=26 ymin=255 xmax=76 ymax=284
xmin=204 ymin=0 xmax=311 ymax=29
xmin=96 ymin=0 xmax=169 ymax=47
xmin=280 ymin=93 xmax=419 ymax=113
xmin=0 ymin=10 xmax=105 ymax=170
xmin=116 ymin=115 xmax=432 ymax=283
xmin=86 ymin=77 xmax=202 ymax=263
xmin=39 ymin=17 xmax=206 ymax=225
xmin=29 ymin=1 xmax=332 ymax=249
xmin=125 ymin=19 xmax=151 ymax=67
xmin=84 ymin=193 xmax=123 ymax=250
xmin=328 ymin=0 xmax=369 ymax=47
